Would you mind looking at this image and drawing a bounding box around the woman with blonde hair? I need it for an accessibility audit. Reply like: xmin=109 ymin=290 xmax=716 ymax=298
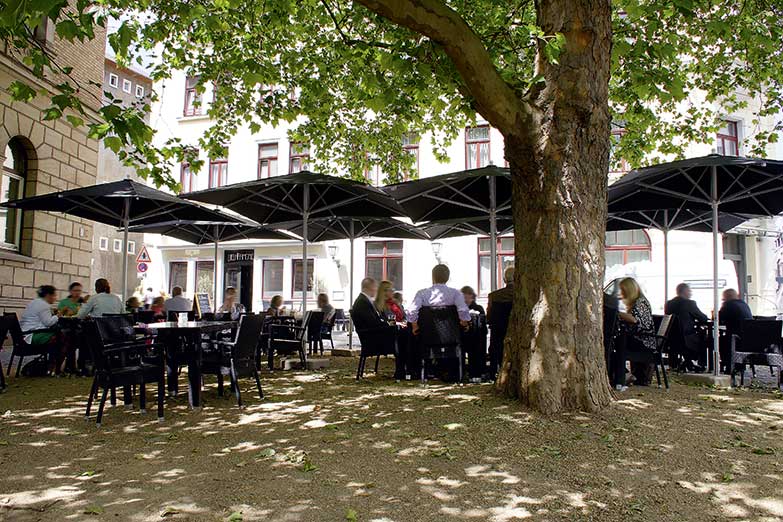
xmin=375 ymin=280 xmax=404 ymax=322
xmin=614 ymin=277 xmax=655 ymax=390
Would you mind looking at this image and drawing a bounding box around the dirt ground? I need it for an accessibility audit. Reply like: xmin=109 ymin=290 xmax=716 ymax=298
xmin=2 ymin=358 xmax=783 ymax=522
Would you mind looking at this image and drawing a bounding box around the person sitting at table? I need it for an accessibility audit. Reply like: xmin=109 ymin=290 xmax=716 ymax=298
xmin=266 ymin=295 xmax=284 ymax=316
xmin=150 ymin=296 xmax=165 ymax=318
xmin=613 ymin=277 xmax=656 ymax=390
xmin=77 ymin=278 xmax=124 ymax=318
xmin=163 ymin=286 xmax=192 ymax=316
xmin=375 ymin=280 xmax=405 ymax=323
xmin=217 ymin=286 xmax=246 ymax=320
xmin=487 ymin=266 xmax=514 ymax=379
xmin=317 ymin=292 xmax=335 ymax=323
xmin=408 ymin=264 xmax=471 ymax=334
xmin=20 ymin=285 xmax=63 ymax=374
xmin=352 ymin=277 xmax=402 ymax=378
xmin=719 ymin=288 xmax=753 ymax=372
xmin=393 ymin=292 xmax=405 ymax=314
xmin=462 ymin=285 xmax=488 ymax=382
xmin=126 ymin=296 xmax=142 ymax=314
xmin=665 ymin=282 xmax=709 ymax=370
xmin=58 ymin=282 xmax=83 ymax=317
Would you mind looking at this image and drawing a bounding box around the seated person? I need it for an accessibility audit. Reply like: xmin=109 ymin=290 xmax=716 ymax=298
xmin=462 ymin=285 xmax=487 ymax=382
xmin=718 ymin=288 xmax=753 ymax=372
xmin=317 ymin=292 xmax=335 ymax=323
xmin=217 ymin=287 xmax=246 ymax=320
xmin=77 ymin=278 xmax=124 ymax=318
xmin=375 ymin=281 xmax=405 ymax=323
xmin=487 ymin=266 xmax=514 ymax=379
xmin=392 ymin=292 xmax=406 ymax=316
xmin=150 ymin=296 xmax=165 ymax=318
xmin=163 ymin=286 xmax=192 ymax=315
xmin=266 ymin=295 xmax=285 ymax=316
xmin=58 ymin=282 xmax=83 ymax=317
xmin=614 ymin=277 xmax=656 ymax=389
xmin=408 ymin=264 xmax=471 ymax=334
xmin=126 ymin=296 xmax=142 ymax=313
xmin=665 ymin=283 xmax=709 ymax=369
xmin=20 ymin=285 xmax=63 ymax=374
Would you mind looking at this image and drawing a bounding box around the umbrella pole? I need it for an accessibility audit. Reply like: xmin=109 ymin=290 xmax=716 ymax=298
xmin=213 ymin=224 xmax=219 ymax=311
xmin=711 ymin=165 xmax=720 ymax=376
xmin=121 ymin=199 xmax=130 ymax=302
xmin=663 ymin=213 xmax=669 ymax=304
xmin=349 ymin=221 xmax=355 ymax=351
xmin=489 ymin=175 xmax=498 ymax=292
xmin=302 ymin=184 xmax=309 ymax=315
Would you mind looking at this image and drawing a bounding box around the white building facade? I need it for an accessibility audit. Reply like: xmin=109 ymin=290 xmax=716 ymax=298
xmin=142 ymin=72 xmax=783 ymax=316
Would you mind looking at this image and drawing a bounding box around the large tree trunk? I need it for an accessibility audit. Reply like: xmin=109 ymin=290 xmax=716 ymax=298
xmin=495 ymin=0 xmax=613 ymax=414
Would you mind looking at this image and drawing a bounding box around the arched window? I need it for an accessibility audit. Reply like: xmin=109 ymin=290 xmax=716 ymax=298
xmin=605 ymin=230 xmax=651 ymax=267
xmin=1 ymin=138 xmax=27 ymax=249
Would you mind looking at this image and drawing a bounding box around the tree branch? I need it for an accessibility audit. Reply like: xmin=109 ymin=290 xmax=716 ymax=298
xmin=353 ymin=0 xmax=533 ymax=134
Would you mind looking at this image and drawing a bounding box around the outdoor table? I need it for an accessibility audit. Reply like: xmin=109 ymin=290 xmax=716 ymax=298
xmin=141 ymin=321 xmax=236 ymax=409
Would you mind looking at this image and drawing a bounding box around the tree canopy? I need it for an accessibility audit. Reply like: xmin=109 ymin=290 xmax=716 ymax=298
xmin=0 ymin=0 xmax=781 ymax=188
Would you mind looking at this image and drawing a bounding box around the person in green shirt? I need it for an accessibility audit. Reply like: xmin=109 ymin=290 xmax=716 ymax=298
xmin=58 ymin=282 xmax=83 ymax=317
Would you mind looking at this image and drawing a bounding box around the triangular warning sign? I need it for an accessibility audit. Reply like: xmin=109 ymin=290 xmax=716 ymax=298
xmin=135 ymin=245 xmax=151 ymax=263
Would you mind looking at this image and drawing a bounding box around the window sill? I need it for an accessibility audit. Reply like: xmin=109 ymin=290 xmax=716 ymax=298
xmin=177 ymin=114 xmax=211 ymax=123
xmin=0 ymin=248 xmax=34 ymax=263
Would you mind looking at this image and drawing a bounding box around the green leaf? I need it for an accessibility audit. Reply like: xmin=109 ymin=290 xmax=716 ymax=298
xmin=345 ymin=509 xmax=358 ymax=522
xmin=66 ymin=115 xmax=84 ymax=128
xmin=7 ymin=81 xmax=37 ymax=103
xmin=104 ymin=136 xmax=123 ymax=153
xmin=55 ymin=20 xmax=80 ymax=40
xmin=83 ymin=505 xmax=103 ymax=515
xmin=227 ymin=512 xmax=243 ymax=521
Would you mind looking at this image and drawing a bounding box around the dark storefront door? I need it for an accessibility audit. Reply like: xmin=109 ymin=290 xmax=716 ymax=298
xmin=225 ymin=249 xmax=254 ymax=312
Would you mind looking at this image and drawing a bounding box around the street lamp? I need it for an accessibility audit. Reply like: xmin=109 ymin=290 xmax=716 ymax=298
xmin=328 ymin=244 xmax=340 ymax=268
xmin=431 ymin=241 xmax=442 ymax=263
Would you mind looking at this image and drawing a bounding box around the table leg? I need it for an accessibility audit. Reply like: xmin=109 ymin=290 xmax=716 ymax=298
xmin=186 ymin=331 xmax=202 ymax=409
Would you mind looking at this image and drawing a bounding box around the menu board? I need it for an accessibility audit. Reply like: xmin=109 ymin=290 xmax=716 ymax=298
xmin=194 ymin=293 xmax=212 ymax=317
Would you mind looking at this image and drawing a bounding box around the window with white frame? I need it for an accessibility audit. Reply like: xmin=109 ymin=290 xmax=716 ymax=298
xmin=98 ymin=237 xmax=109 ymax=251
xmin=605 ymin=230 xmax=651 ymax=267
xmin=209 ymin=157 xmax=228 ymax=188
xmin=184 ymin=75 xmax=202 ymax=116
xmin=112 ymin=238 xmax=122 ymax=253
xmin=127 ymin=240 xmax=136 ymax=255
xmin=258 ymin=143 xmax=278 ymax=178
xmin=365 ymin=241 xmax=403 ymax=290
xmin=402 ymin=133 xmax=419 ymax=179
xmin=289 ymin=143 xmax=310 ymax=173
xmin=716 ymin=120 xmax=739 ymax=156
xmin=135 ymin=85 xmax=145 ymax=98
xmin=108 ymin=73 xmax=119 ymax=88
xmin=262 ymin=259 xmax=284 ymax=298
xmin=122 ymin=79 xmax=132 ymax=94
xmin=465 ymin=125 xmax=490 ymax=169
xmin=1 ymin=139 xmax=27 ymax=250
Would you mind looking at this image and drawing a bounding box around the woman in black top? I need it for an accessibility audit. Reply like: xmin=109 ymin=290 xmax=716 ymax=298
xmin=614 ymin=277 xmax=655 ymax=389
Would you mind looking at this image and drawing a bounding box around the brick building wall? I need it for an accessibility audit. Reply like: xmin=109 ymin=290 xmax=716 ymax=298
xmin=0 ymin=15 xmax=106 ymax=314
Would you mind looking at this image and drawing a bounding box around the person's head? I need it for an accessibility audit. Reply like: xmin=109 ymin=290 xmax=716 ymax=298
xmin=392 ymin=292 xmax=403 ymax=305
xmin=361 ymin=277 xmax=378 ymax=299
xmin=147 ymin=287 xmax=153 ymax=293
xmin=171 ymin=286 xmax=183 ymax=297
xmin=461 ymin=285 xmax=477 ymax=306
xmin=676 ymin=283 xmax=692 ymax=299
xmin=375 ymin=280 xmax=394 ymax=309
xmin=317 ymin=293 xmax=329 ymax=308
xmin=723 ymin=288 xmax=739 ymax=302
xmin=126 ymin=296 xmax=141 ymax=310
xmin=38 ymin=285 xmax=57 ymax=304
xmin=503 ymin=266 xmax=515 ymax=286
xmin=618 ymin=277 xmax=643 ymax=308
xmin=95 ymin=278 xmax=111 ymax=294
xmin=224 ymin=287 xmax=237 ymax=304
xmin=270 ymin=295 xmax=283 ymax=309
xmin=152 ymin=296 xmax=165 ymax=308
xmin=432 ymin=264 xmax=450 ymax=285
xmin=68 ymin=282 xmax=82 ymax=300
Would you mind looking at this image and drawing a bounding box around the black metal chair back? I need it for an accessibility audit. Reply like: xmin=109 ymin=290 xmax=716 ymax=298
xmin=419 ymin=306 xmax=460 ymax=347
xmin=655 ymin=314 xmax=674 ymax=352
xmin=135 ymin=310 xmax=157 ymax=324
xmin=231 ymin=314 xmax=265 ymax=373
xmin=305 ymin=311 xmax=325 ymax=341
xmin=4 ymin=312 xmax=26 ymax=348
xmin=95 ymin=314 xmax=136 ymax=344
xmin=739 ymin=319 xmax=782 ymax=354
xmin=603 ymin=304 xmax=619 ymax=369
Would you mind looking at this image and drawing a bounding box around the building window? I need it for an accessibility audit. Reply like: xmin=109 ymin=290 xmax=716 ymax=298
xmin=292 ymin=259 xmax=315 ymax=297
xmin=0 ymin=139 xmax=27 ymax=250
xmin=258 ymin=143 xmax=279 ymax=178
xmin=478 ymin=236 xmax=515 ymax=295
xmin=98 ymin=237 xmax=109 ymax=251
xmin=135 ymin=85 xmax=145 ymax=98
xmin=605 ymin=230 xmax=651 ymax=267
xmin=126 ymin=240 xmax=136 ymax=255
xmin=180 ymin=157 xmax=197 ymax=193
xmin=122 ymin=79 xmax=132 ymax=94
xmin=184 ymin=75 xmax=202 ymax=116
xmin=262 ymin=259 xmax=284 ymax=298
xmin=289 ymin=143 xmax=310 ymax=173
xmin=209 ymin=157 xmax=228 ymax=188
xmin=108 ymin=73 xmax=119 ymax=88
xmin=465 ymin=125 xmax=491 ymax=169
xmin=610 ymin=128 xmax=629 ymax=174
xmin=365 ymin=241 xmax=403 ymax=290
xmin=112 ymin=238 xmax=122 ymax=253
xmin=195 ymin=260 xmax=214 ymax=294
xmin=716 ymin=120 xmax=739 ymax=156
xmin=402 ymin=134 xmax=419 ymax=179
xmin=169 ymin=262 xmax=189 ymax=294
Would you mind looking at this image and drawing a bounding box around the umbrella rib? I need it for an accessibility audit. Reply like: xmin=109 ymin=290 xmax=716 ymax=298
xmin=62 ymin=195 xmax=123 ymax=222
xmin=720 ymin=168 xmax=780 ymax=205
xmin=676 ymin=169 xmax=713 ymax=202
xmin=719 ymin=165 xmax=752 ymax=199
xmin=635 ymin=182 xmax=711 ymax=205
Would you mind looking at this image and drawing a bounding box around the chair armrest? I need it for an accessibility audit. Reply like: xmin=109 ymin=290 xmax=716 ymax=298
xmin=270 ymin=324 xmax=305 ymax=334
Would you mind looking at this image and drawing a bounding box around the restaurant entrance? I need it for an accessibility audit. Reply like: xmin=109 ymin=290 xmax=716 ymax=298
xmin=224 ymin=249 xmax=254 ymax=312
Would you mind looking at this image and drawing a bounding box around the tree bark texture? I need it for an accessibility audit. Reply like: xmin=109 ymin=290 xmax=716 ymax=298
xmin=495 ymin=0 xmax=613 ymax=413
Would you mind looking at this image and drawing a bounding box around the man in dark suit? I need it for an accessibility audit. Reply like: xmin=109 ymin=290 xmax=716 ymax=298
xmin=351 ymin=277 xmax=401 ymax=378
xmin=665 ymin=283 xmax=709 ymax=368
xmin=718 ymin=288 xmax=753 ymax=372
xmin=487 ymin=266 xmax=514 ymax=379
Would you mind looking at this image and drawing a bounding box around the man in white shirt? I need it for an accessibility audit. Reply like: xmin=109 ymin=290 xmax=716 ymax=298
xmin=164 ymin=286 xmax=192 ymax=315
xmin=77 ymin=278 xmax=124 ymax=318
xmin=20 ymin=285 xmax=60 ymax=344
xmin=408 ymin=264 xmax=471 ymax=335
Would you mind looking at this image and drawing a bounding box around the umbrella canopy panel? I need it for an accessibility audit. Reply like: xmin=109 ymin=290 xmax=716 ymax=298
xmin=382 ymin=165 xmax=511 ymax=222
xmin=182 ymin=171 xmax=407 ymax=224
xmin=126 ymin=220 xmax=295 ymax=244
xmin=606 ymin=209 xmax=751 ymax=233
xmin=422 ymin=216 xmax=514 ymax=240
xmin=275 ymin=216 xmax=430 ymax=242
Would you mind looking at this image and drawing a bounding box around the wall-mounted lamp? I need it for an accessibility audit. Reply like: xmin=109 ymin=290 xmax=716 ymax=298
xmin=328 ymin=245 xmax=340 ymax=268
xmin=431 ymin=241 xmax=442 ymax=263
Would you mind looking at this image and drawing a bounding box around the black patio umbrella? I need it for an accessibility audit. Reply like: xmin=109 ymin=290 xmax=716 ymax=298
xmin=1 ymin=179 xmax=237 ymax=300
xmin=607 ymin=154 xmax=783 ymax=375
xmin=421 ymin=216 xmax=514 ymax=241
xmin=126 ymin=220 xmax=295 ymax=307
xmin=183 ymin=171 xmax=407 ymax=313
xmin=383 ymin=165 xmax=511 ymax=291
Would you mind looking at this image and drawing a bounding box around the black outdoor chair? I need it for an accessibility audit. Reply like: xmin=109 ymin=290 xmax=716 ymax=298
xmin=304 ymin=311 xmax=325 ymax=356
xmin=3 ymin=312 xmax=57 ymax=377
xmin=267 ymin=315 xmax=308 ymax=370
xmin=84 ymin=316 xmax=166 ymax=426
xmin=603 ymin=304 xmax=619 ymax=374
xmin=320 ymin=312 xmax=338 ymax=353
xmin=354 ymin=321 xmax=396 ymax=380
xmin=624 ymin=314 xmax=673 ymax=389
xmin=201 ymin=313 xmax=265 ymax=406
xmin=418 ymin=306 xmax=463 ymax=384
xmin=0 ymin=317 xmax=8 ymax=389
xmin=135 ymin=310 xmax=158 ymax=324
xmin=730 ymin=319 xmax=783 ymax=388
xmin=333 ymin=308 xmax=349 ymax=331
